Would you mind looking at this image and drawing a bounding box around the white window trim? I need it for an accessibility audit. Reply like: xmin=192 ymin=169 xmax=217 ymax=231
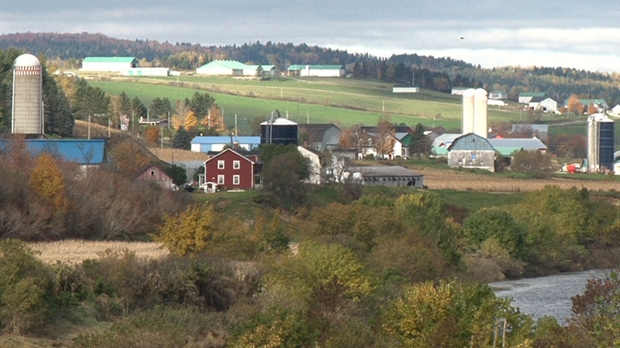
xmin=217 ymin=175 xmax=225 ymax=184
xmin=217 ymin=160 xmax=225 ymax=169
xmin=233 ymin=175 xmax=240 ymax=185
xmin=233 ymin=160 xmax=240 ymax=169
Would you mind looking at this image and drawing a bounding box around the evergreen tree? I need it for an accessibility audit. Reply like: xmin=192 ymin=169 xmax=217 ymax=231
xmin=172 ymin=127 xmax=191 ymax=150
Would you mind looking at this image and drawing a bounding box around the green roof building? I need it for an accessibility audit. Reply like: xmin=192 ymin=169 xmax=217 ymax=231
xmin=80 ymin=57 xmax=138 ymax=72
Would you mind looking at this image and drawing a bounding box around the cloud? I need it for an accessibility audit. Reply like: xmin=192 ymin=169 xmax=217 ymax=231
xmin=1 ymin=0 xmax=618 ymax=72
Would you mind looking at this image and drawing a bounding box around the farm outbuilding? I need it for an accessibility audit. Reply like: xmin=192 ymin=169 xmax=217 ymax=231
xmin=344 ymin=165 xmax=424 ymax=188
xmin=80 ymin=57 xmax=138 ymax=72
xmin=447 ymin=133 xmax=496 ymax=172
xmin=287 ymin=65 xmax=344 ymax=77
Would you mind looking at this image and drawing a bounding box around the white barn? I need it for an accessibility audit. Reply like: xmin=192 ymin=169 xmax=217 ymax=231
xmin=80 ymin=57 xmax=138 ymax=72
xmin=287 ymin=65 xmax=344 ymax=77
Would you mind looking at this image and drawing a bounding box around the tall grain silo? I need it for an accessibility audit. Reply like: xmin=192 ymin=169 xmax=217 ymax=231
xmin=473 ymin=88 xmax=488 ymax=138
xmin=462 ymin=88 xmax=475 ymax=135
xmin=587 ymin=113 xmax=614 ymax=172
xmin=12 ymin=53 xmax=43 ymax=134
xmin=260 ymin=110 xmax=299 ymax=145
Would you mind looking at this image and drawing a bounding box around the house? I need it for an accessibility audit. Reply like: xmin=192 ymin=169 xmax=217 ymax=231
xmin=393 ymin=132 xmax=412 ymax=159
xmin=611 ymin=104 xmax=620 ymax=116
xmin=287 ymin=65 xmax=344 ymax=77
xmin=344 ymin=166 xmax=424 ymax=188
xmin=298 ymin=123 xmax=341 ymax=152
xmin=489 ymin=90 xmax=507 ymax=100
xmin=297 ymin=146 xmax=326 ymax=184
xmin=518 ymin=92 xmax=546 ymax=104
xmin=191 ymin=136 xmax=261 ymax=153
xmin=447 ymin=133 xmax=496 ymax=172
xmin=80 ymin=57 xmax=138 ymax=72
xmin=202 ymin=148 xmax=257 ymax=191
xmin=139 ymin=117 xmax=169 ymax=127
xmin=136 ymin=164 xmax=175 ymax=189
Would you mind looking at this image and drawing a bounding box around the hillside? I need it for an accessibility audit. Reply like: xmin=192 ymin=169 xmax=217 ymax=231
xmin=2 ymin=32 xmax=618 ymax=103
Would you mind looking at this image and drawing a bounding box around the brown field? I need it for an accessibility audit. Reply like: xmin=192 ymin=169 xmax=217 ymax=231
xmin=29 ymin=240 xmax=169 ymax=264
xmin=418 ymin=167 xmax=620 ymax=192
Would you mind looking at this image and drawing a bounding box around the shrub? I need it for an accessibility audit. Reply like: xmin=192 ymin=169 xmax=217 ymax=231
xmin=152 ymin=204 xmax=218 ymax=256
xmin=0 ymin=239 xmax=51 ymax=334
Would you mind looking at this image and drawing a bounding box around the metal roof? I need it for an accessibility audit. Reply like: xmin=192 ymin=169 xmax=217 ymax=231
xmin=0 ymin=139 xmax=106 ymax=164
xmin=83 ymin=57 xmax=137 ymax=63
xmin=448 ymin=133 xmax=495 ymax=151
xmin=197 ymin=60 xmax=247 ymax=70
xmin=488 ymin=137 xmax=547 ymax=151
xmin=191 ymin=136 xmax=261 ymax=144
xmin=347 ymin=165 xmax=422 ymax=177
xmin=287 ymin=64 xmax=343 ymax=70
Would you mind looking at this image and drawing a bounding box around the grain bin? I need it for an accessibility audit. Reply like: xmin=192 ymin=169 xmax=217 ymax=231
xmin=260 ymin=110 xmax=299 ymax=145
xmin=12 ymin=54 xmax=43 ymax=134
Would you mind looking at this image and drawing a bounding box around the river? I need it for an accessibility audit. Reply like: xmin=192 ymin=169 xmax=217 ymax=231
xmin=489 ymin=269 xmax=610 ymax=323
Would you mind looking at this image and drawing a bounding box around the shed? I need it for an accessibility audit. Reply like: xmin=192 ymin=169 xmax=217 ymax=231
xmin=196 ymin=60 xmax=246 ymax=76
xmin=136 ymin=164 xmax=176 ymax=189
xmin=447 ymin=133 xmax=496 ymax=172
xmin=345 ymin=165 xmax=424 ymax=188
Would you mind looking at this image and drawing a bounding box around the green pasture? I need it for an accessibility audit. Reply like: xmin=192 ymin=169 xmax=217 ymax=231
xmin=89 ymin=76 xmax=523 ymax=132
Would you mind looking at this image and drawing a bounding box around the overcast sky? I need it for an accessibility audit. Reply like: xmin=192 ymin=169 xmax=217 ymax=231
xmin=1 ymin=0 xmax=619 ymax=73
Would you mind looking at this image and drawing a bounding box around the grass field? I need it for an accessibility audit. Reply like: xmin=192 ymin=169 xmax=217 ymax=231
xmin=29 ymin=240 xmax=169 ymax=264
xmin=88 ymin=75 xmax=524 ymax=133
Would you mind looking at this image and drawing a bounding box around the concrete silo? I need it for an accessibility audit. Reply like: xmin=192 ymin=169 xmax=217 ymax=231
xmin=461 ymin=88 xmax=488 ymax=138
xmin=12 ymin=53 xmax=43 ymax=135
xmin=473 ymin=88 xmax=488 ymax=138
xmin=462 ymin=89 xmax=475 ymax=135
xmin=587 ymin=113 xmax=614 ymax=173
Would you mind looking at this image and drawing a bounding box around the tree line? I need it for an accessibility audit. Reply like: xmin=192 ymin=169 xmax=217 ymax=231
xmin=3 ymin=32 xmax=619 ymax=104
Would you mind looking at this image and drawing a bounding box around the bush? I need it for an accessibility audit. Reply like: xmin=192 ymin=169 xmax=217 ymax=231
xmin=0 ymin=239 xmax=52 ymax=334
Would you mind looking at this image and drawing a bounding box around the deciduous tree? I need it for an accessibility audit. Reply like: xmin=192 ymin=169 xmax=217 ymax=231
xmin=153 ymin=204 xmax=217 ymax=256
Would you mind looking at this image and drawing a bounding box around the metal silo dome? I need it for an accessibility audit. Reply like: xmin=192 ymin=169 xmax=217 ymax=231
xmin=14 ymin=53 xmax=41 ymax=68
xmin=12 ymin=53 xmax=43 ymax=135
xmin=261 ymin=110 xmax=299 ymax=145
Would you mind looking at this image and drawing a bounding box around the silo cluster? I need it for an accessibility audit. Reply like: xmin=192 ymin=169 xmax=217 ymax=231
xmin=462 ymin=88 xmax=488 ymax=138
xmin=12 ymin=53 xmax=43 ymax=134
xmin=587 ymin=113 xmax=614 ymax=172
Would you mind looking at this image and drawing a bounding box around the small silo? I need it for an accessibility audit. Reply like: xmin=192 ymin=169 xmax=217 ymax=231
xmin=462 ymin=88 xmax=475 ymax=135
xmin=12 ymin=53 xmax=43 ymax=134
xmin=473 ymin=88 xmax=488 ymax=138
xmin=261 ymin=110 xmax=299 ymax=145
xmin=587 ymin=113 xmax=614 ymax=172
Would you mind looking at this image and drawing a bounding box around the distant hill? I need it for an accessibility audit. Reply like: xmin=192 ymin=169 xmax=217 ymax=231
xmin=1 ymin=32 xmax=618 ymax=104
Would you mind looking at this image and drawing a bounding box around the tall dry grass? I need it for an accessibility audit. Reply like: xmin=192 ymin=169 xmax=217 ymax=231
xmin=29 ymin=240 xmax=169 ymax=264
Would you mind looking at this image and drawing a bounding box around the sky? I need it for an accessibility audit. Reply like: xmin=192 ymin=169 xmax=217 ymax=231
xmin=1 ymin=0 xmax=619 ymax=73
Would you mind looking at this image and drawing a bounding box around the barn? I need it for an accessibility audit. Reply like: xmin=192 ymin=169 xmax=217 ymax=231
xmin=447 ymin=133 xmax=496 ymax=172
xmin=287 ymin=65 xmax=344 ymax=77
xmin=80 ymin=57 xmax=139 ymax=72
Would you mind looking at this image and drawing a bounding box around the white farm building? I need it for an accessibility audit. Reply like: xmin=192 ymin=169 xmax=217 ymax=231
xmin=287 ymin=65 xmax=344 ymax=77
xmin=80 ymin=57 xmax=139 ymax=72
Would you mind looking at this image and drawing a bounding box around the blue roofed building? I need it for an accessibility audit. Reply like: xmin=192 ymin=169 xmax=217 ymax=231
xmin=190 ymin=136 xmax=261 ymax=153
xmin=0 ymin=139 xmax=106 ymax=165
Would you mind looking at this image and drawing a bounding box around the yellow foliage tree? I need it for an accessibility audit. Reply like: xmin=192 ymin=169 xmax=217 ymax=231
xmin=152 ymin=204 xmax=218 ymax=256
xmin=184 ymin=110 xmax=198 ymax=131
xmin=29 ymin=153 xmax=67 ymax=210
xmin=567 ymin=95 xmax=584 ymax=115
xmin=375 ymin=115 xmax=396 ymax=158
xmin=201 ymin=103 xmax=226 ymax=132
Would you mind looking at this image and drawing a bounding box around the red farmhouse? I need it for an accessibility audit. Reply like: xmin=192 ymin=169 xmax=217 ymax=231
xmin=204 ymin=148 xmax=257 ymax=190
